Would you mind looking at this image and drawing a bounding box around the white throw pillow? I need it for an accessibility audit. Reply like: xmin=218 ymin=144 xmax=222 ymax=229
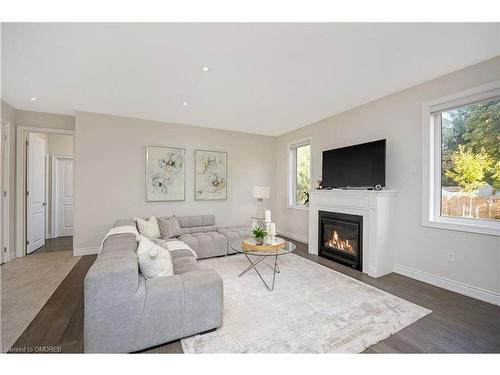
xmin=136 ymin=236 xmax=174 ymax=279
xmin=135 ymin=216 xmax=161 ymax=239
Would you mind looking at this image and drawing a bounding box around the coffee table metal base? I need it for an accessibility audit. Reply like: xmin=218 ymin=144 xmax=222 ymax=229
xmin=238 ymin=252 xmax=281 ymax=291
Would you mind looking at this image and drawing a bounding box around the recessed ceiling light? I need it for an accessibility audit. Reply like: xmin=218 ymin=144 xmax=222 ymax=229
xmin=183 ymin=101 xmax=189 ymax=106
xmin=30 ymin=97 xmax=37 ymax=101
xmin=202 ymin=67 xmax=209 ymax=72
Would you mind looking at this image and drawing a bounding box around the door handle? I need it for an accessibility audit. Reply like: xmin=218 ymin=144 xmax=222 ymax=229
xmin=42 ymin=202 xmax=48 ymax=206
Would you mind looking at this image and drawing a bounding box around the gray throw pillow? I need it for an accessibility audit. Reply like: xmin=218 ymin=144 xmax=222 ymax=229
xmin=158 ymin=216 xmax=183 ymax=239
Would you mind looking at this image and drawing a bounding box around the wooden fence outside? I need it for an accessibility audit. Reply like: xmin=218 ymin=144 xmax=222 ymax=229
xmin=441 ymin=195 xmax=500 ymax=220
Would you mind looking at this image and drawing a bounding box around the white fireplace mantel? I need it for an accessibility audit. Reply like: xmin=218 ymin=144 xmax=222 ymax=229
xmin=308 ymin=189 xmax=398 ymax=278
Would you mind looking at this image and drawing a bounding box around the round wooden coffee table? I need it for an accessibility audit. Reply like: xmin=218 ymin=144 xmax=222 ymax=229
xmin=231 ymin=238 xmax=296 ymax=291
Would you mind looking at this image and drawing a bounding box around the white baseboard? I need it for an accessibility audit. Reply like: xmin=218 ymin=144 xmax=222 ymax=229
xmin=74 ymin=247 xmax=99 ymax=256
xmin=394 ymin=264 xmax=500 ymax=306
xmin=277 ymin=230 xmax=309 ymax=244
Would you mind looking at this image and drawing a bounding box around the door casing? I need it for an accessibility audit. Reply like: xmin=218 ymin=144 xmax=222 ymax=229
xmin=15 ymin=126 xmax=74 ymax=257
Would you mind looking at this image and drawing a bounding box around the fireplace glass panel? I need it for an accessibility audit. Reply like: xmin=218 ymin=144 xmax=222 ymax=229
xmin=323 ymin=220 xmax=359 ymax=256
xmin=318 ymin=210 xmax=362 ymax=270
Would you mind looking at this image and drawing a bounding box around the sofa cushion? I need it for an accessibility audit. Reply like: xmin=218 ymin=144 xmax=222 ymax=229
xmin=176 ymin=215 xmax=190 ymax=228
xmin=189 ymin=215 xmax=203 ymax=227
xmin=201 ymin=215 xmax=216 ymax=226
xmin=158 ymin=216 xmax=183 ymax=239
xmin=173 ymin=256 xmax=200 ymax=274
xmin=180 ymin=225 xmax=218 ymax=234
xmin=169 ymin=248 xmax=197 ymax=259
xmin=179 ymin=232 xmax=227 ymax=259
xmin=176 ymin=215 xmax=216 ymax=228
xmin=101 ymin=232 xmax=138 ymax=254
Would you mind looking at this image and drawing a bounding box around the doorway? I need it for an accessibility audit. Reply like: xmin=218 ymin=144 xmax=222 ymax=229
xmin=20 ymin=129 xmax=74 ymax=256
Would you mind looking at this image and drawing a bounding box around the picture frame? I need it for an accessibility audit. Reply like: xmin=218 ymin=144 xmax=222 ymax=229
xmin=145 ymin=146 xmax=186 ymax=202
xmin=194 ymin=149 xmax=227 ymax=201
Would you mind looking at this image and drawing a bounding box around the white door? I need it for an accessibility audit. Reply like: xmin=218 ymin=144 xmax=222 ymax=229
xmin=27 ymin=133 xmax=47 ymax=254
xmin=55 ymin=157 xmax=73 ymax=237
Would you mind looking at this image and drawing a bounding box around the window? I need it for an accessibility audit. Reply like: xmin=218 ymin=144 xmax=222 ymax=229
xmin=288 ymin=138 xmax=311 ymax=209
xmin=423 ymin=81 xmax=500 ymax=236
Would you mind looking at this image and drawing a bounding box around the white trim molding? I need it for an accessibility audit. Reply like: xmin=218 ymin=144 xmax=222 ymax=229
xmin=74 ymin=247 xmax=99 ymax=256
xmin=422 ymin=80 xmax=500 ymax=237
xmin=278 ymin=230 xmax=309 ymax=244
xmin=394 ymin=264 xmax=500 ymax=306
xmin=287 ymin=136 xmax=312 ymax=210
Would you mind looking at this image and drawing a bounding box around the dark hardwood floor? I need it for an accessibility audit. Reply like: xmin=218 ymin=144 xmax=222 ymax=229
xmin=31 ymin=236 xmax=73 ymax=254
xmin=291 ymin=241 xmax=500 ymax=353
xmin=11 ymin=254 xmax=95 ymax=353
xmin=9 ymin=237 xmax=500 ymax=353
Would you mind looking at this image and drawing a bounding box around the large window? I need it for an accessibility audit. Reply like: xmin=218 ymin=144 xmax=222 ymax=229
xmin=288 ymin=138 xmax=311 ymax=209
xmin=423 ymin=82 xmax=500 ymax=236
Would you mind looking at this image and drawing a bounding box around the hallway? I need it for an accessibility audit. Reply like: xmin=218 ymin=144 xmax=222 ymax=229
xmin=31 ymin=236 xmax=73 ymax=255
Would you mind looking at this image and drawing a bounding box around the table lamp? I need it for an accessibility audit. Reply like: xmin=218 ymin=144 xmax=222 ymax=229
xmin=253 ymin=185 xmax=270 ymax=218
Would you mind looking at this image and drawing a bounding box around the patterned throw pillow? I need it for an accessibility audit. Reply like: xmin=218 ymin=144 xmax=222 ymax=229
xmin=135 ymin=216 xmax=161 ymax=239
xmin=136 ymin=236 xmax=173 ymax=279
xmin=158 ymin=216 xmax=183 ymax=239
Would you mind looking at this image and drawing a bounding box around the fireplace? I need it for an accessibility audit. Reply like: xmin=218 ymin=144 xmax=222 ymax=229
xmin=318 ymin=210 xmax=363 ymax=271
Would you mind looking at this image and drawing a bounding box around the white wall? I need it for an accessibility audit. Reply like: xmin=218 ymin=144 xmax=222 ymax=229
xmin=74 ymin=111 xmax=276 ymax=252
xmin=48 ymin=134 xmax=74 ymax=156
xmin=275 ymin=56 xmax=500 ymax=298
xmin=15 ymin=109 xmax=75 ymax=130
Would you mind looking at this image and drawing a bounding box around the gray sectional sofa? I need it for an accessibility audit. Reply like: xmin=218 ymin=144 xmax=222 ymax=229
xmin=84 ymin=215 xmax=249 ymax=353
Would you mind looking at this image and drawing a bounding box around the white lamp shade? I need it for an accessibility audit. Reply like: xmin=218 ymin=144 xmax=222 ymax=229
xmin=253 ymin=185 xmax=270 ymax=199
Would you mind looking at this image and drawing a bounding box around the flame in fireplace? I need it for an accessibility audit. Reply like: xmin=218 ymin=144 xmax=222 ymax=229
xmin=325 ymin=230 xmax=355 ymax=253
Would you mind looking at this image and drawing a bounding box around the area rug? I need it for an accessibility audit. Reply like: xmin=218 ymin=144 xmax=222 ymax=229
xmin=181 ymin=253 xmax=431 ymax=353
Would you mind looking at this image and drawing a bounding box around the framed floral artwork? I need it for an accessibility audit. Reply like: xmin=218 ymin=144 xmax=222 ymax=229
xmin=146 ymin=146 xmax=185 ymax=201
xmin=194 ymin=150 xmax=227 ymax=200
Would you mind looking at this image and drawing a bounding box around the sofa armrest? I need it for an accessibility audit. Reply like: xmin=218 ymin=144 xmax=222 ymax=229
xmin=84 ymin=251 xmax=140 ymax=313
xmin=179 ymin=268 xmax=224 ymax=336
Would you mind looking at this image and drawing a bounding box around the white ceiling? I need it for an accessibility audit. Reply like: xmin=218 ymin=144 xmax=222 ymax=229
xmin=2 ymin=23 xmax=499 ymax=136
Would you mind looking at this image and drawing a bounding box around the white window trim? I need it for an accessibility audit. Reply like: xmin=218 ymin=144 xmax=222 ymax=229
xmin=287 ymin=137 xmax=312 ymax=211
xmin=422 ymin=80 xmax=500 ymax=237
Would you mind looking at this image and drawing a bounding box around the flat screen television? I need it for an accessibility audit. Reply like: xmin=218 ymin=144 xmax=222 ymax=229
xmin=321 ymin=139 xmax=386 ymax=189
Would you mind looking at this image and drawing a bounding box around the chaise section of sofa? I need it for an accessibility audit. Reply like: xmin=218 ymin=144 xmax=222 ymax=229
xmin=176 ymin=215 xmax=223 ymax=258
xmin=83 ymin=219 xmax=223 ymax=353
xmin=217 ymin=225 xmax=251 ymax=254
